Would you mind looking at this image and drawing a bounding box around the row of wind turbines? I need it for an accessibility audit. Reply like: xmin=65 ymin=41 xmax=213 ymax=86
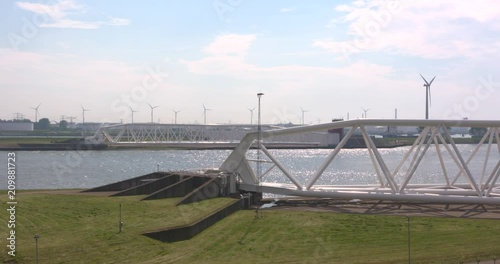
xmin=27 ymin=74 xmax=436 ymax=125
xmin=29 ymin=104 xmax=91 ymax=124
xmin=130 ymin=74 xmax=436 ymax=125
xmin=127 ymin=104 xmax=199 ymax=124
xmin=30 ymin=103 xmax=210 ymax=125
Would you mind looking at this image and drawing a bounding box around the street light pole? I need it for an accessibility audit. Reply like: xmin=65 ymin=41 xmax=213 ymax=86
xmin=257 ymin=93 xmax=264 ymax=180
xmin=34 ymin=234 xmax=40 ymax=264
xmin=119 ymin=204 xmax=123 ymax=233
xmin=406 ymin=215 xmax=411 ymax=264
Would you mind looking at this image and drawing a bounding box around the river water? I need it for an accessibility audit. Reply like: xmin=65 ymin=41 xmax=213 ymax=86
xmin=1 ymin=145 xmax=498 ymax=190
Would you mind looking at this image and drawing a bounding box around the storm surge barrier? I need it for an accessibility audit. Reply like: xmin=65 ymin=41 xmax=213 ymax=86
xmin=89 ymin=123 xmax=339 ymax=148
xmin=220 ymin=119 xmax=500 ymax=205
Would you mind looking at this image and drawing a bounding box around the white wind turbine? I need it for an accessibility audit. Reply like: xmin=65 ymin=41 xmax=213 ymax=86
xmin=129 ymin=106 xmax=138 ymax=123
xmin=148 ymin=103 xmax=159 ymax=123
xmin=362 ymin=107 xmax=370 ymax=119
xmin=300 ymin=107 xmax=309 ymax=125
xmin=172 ymin=109 xmax=181 ymax=124
xmin=247 ymin=107 xmax=256 ymax=125
xmin=419 ymin=74 xmax=436 ymax=120
xmin=30 ymin=103 xmax=41 ymax=123
xmin=202 ymin=104 xmax=211 ymax=125
xmin=81 ymin=105 xmax=90 ymax=124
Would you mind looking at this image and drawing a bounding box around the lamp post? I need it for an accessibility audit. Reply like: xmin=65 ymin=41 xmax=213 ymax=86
xmin=406 ymin=215 xmax=411 ymax=264
xmin=34 ymin=234 xmax=40 ymax=264
xmin=119 ymin=204 xmax=123 ymax=233
xmin=257 ymin=93 xmax=264 ymax=180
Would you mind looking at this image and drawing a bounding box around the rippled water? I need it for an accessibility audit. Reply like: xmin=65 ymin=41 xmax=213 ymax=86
xmin=0 ymin=150 xmax=231 ymax=190
xmin=1 ymin=144 xmax=498 ymax=190
xmin=237 ymin=145 xmax=498 ymax=187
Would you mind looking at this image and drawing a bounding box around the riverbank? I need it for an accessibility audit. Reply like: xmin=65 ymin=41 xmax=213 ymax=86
xmin=0 ymin=136 xmax=488 ymax=151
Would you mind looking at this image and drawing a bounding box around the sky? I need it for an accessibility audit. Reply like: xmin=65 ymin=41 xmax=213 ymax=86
xmin=1 ymin=0 xmax=500 ymax=125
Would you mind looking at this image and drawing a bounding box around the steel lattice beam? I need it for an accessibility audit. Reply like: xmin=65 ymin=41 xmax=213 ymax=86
xmin=220 ymin=119 xmax=500 ymax=204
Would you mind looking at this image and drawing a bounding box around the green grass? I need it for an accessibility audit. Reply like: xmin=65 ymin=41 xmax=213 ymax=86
xmin=1 ymin=192 xmax=499 ymax=263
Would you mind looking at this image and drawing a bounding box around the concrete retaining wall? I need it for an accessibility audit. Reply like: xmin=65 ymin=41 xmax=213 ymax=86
xmin=143 ymin=199 xmax=241 ymax=242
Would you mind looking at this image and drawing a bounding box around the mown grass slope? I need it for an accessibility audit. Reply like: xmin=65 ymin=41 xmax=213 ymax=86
xmin=1 ymin=191 xmax=499 ymax=263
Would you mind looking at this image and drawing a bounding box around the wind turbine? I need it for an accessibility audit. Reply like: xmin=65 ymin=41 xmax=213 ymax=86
xmin=172 ymin=109 xmax=181 ymax=124
xmin=30 ymin=103 xmax=41 ymax=123
xmin=362 ymin=107 xmax=370 ymax=119
xmin=419 ymin=74 xmax=436 ymax=119
xmin=300 ymin=107 xmax=309 ymax=125
xmin=81 ymin=105 xmax=90 ymax=124
xmin=202 ymin=104 xmax=211 ymax=125
xmin=129 ymin=106 xmax=138 ymax=123
xmin=148 ymin=103 xmax=159 ymax=123
xmin=247 ymin=107 xmax=256 ymax=125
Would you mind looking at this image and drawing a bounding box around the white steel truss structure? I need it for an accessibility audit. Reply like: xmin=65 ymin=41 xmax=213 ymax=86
xmin=91 ymin=123 xmax=257 ymax=143
xmin=220 ymin=119 xmax=500 ymax=205
xmin=89 ymin=123 xmax=334 ymax=146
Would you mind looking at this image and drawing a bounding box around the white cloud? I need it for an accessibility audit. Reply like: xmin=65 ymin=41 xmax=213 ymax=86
xmin=16 ymin=0 xmax=82 ymax=20
xmin=204 ymin=34 xmax=256 ymax=55
xmin=181 ymin=34 xmax=394 ymax=91
xmin=42 ymin=19 xmax=103 ymax=29
xmin=314 ymin=0 xmax=500 ymax=60
xmin=180 ymin=34 xmax=259 ymax=76
xmin=178 ymin=33 xmax=500 ymax=122
xmin=280 ymin=7 xmax=295 ymax=13
xmin=15 ymin=0 xmax=129 ymax=29
xmin=107 ymin=17 xmax=130 ymax=26
xmin=0 ymin=49 xmax=145 ymax=121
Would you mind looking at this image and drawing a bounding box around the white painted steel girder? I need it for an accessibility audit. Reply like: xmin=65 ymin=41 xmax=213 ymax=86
xmin=90 ymin=123 xmax=329 ymax=145
xmin=220 ymin=119 xmax=500 ymax=204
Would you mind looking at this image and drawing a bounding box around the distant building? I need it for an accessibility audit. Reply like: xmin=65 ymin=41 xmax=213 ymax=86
xmin=75 ymin=122 xmax=118 ymax=132
xmin=386 ymin=126 xmax=398 ymax=135
xmin=0 ymin=122 xmax=34 ymax=131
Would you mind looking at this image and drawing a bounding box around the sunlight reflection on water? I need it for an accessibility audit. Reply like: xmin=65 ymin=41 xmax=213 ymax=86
xmin=1 ymin=144 xmax=497 ymax=190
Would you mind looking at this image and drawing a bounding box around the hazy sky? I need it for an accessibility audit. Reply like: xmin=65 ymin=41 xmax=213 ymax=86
xmin=1 ymin=0 xmax=499 ymax=124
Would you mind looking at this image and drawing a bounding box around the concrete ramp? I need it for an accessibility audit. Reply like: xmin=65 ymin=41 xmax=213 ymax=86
xmin=83 ymin=172 xmax=172 ymax=192
xmin=111 ymin=174 xmax=180 ymax=196
xmin=143 ymin=198 xmax=242 ymax=242
xmin=175 ymin=177 xmax=221 ymax=205
xmin=84 ymin=170 xmax=238 ymax=205
xmin=83 ymin=170 xmax=258 ymax=243
xmin=142 ymin=176 xmax=196 ymax=200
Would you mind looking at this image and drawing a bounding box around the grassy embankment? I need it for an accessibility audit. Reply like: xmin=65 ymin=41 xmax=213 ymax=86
xmin=0 ymin=137 xmax=71 ymax=144
xmin=1 ymin=191 xmax=499 ymax=263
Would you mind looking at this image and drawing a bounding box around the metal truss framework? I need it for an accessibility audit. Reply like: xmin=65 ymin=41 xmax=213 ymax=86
xmin=90 ymin=123 xmax=333 ymax=146
xmin=220 ymin=119 xmax=500 ymax=205
xmin=91 ymin=123 xmax=262 ymax=143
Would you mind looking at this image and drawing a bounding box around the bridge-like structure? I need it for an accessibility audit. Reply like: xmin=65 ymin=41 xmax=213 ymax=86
xmin=220 ymin=119 xmax=500 ymax=205
xmin=89 ymin=123 xmax=339 ymax=148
